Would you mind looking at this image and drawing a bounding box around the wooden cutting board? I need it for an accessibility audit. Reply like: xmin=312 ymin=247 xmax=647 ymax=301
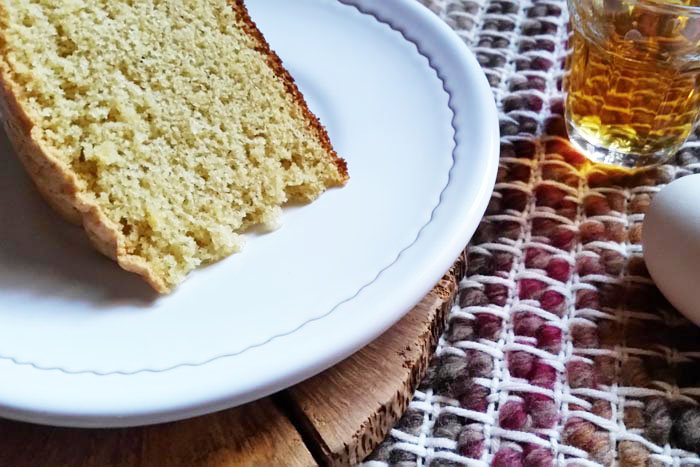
xmin=0 ymin=253 xmax=465 ymax=467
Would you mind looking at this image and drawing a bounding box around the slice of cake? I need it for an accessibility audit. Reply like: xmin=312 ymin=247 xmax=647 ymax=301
xmin=0 ymin=0 xmax=348 ymax=293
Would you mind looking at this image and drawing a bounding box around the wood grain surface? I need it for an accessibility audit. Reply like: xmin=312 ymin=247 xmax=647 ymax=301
xmin=0 ymin=398 xmax=315 ymax=467
xmin=0 ymin=253 xmax=465 ymax=466
xmin=282 ymin=254 xmax=465 ymax=466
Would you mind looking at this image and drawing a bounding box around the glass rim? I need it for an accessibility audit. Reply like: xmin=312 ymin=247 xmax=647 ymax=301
xmin=630 ymin=0 xmax=700 ymax=17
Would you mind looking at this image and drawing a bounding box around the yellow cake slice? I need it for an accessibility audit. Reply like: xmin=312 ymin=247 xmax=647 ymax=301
xmin=0 ymin=0 xmax=348 ymax=293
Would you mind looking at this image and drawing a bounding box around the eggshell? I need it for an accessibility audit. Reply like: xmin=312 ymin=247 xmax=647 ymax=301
xmin=642 ymin=173 xmax=700 ymax=325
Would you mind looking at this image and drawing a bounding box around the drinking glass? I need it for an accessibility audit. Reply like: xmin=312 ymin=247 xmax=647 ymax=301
xmin=564 ymin=0 xmax=700 ymax=168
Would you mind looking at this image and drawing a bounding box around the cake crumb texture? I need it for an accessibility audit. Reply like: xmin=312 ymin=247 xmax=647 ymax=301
xmin=0 ymin=0 xmax=348 ymax=292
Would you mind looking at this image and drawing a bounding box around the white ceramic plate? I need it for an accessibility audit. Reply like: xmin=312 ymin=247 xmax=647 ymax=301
xmin=0 ymin=0 xmax=498 ymax=427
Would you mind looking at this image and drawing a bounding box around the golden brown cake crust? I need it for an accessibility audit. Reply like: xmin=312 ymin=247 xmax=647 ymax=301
xmin=0 ymin=0 xmax=347 ymax=293
xmin=229 ymin=0 xmax=349 ymax=182
xmin=0 ymin=59 xmax=170 ymax=292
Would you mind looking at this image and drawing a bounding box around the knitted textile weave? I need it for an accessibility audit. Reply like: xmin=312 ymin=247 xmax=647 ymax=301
xmin=366 ymin=0 xmax=700 ymax=465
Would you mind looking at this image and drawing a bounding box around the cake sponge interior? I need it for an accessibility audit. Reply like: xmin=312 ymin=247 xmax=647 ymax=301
xmin=0 ymin=0 xmax=348 ymax=292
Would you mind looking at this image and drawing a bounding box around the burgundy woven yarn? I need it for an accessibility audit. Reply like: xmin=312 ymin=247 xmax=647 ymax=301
xmin=365 ymin=0 xmax=700 ymax=465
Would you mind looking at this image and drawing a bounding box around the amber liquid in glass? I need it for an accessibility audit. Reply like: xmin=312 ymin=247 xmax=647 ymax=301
xmin=565 ymin=4 xmax=700 ymax=166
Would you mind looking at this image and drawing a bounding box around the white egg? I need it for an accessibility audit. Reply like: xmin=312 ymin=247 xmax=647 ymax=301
xmin=642 ymin=173 xmax=700 ymax=325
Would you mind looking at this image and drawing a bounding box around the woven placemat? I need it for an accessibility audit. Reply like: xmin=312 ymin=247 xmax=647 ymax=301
xmin=364 ymin=0 xmax=700 ymax=465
